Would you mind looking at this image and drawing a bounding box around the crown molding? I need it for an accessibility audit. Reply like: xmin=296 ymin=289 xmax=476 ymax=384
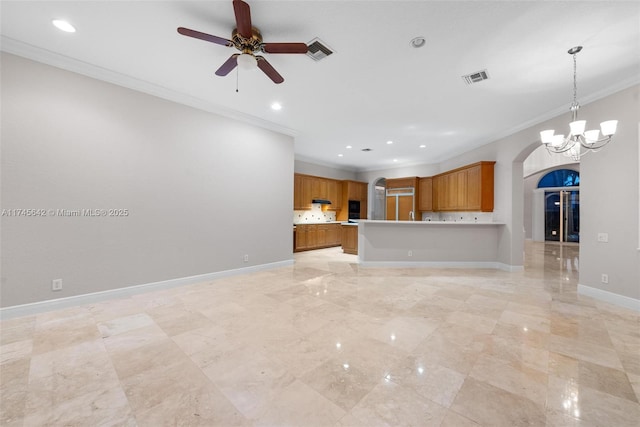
xmin=1 ymin=36 xmax=299 ymax=138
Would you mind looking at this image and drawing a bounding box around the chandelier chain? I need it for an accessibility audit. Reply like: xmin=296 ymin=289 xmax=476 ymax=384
xmin=571 ymin=52 xmax=579 ymax=112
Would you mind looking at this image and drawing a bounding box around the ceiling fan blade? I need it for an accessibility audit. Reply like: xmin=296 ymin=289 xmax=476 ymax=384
xmin=177 ymin=27 xmax=232 ymax=46
xmin=262 ymin=43 xmax=308 ymax=54
xmin=233 ymin=0 xmax=252 ymax=39
xmin=256 ymin=56 xmax=284 ymax=84
xmin=215 ymin=54 xmax=239 ymax=76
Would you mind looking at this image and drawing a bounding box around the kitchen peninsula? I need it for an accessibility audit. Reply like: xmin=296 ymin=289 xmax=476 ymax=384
xmin=356 ymin=219 xmax=509 ymax=270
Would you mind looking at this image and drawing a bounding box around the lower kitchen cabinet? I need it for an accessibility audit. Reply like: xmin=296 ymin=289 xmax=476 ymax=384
xmin=294 ymin=223 xmax=342 ymax=252
xmin=341 ymin=225 xmax=358 ymax=255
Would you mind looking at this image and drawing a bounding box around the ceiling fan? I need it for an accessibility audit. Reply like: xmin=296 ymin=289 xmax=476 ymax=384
xmin=177 ymin=0 xmax=308 ymax=84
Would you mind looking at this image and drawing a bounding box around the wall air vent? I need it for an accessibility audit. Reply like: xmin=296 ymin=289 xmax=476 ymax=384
xmin=462 ymin=69 xmax=489 ymax=85
xmin=306 ymin=38 xmax=334 ymax=61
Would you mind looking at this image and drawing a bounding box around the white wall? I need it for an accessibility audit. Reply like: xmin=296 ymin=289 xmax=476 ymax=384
xmin=0 ymin=53 xmax=295 ymax=308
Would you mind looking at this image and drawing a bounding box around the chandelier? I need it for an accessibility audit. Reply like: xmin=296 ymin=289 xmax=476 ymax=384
xmin=540 ymin=46 xmax=617 ymax=161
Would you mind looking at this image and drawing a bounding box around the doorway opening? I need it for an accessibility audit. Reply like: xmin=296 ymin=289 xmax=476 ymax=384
xmin=538 ymin=169 xmax=580 ymax=243
xmin=372 ymin=178 xmax=386 ymax=220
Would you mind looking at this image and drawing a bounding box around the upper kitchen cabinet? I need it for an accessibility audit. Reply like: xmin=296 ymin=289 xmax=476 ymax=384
xmin=293 ymin=173 xmax=343 ymax=211
xmin=418 ymin=177 xmax=433 ymax=212
xmin=466 ymin=162 xmax=495 ymax=211
xmin=327 ymin=179 xmax=342 ymax=211
xmin=344 ymin=180 xmax=368 ymax=202
xmin=432 ymin=161 xmax=495 ymax=212
xmin=386 ymin=177 xmax=418 ymax=190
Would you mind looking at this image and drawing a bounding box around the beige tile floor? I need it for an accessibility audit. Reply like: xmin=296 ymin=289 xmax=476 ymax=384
xmin=1 ymin=241 xmax=639 ymax=426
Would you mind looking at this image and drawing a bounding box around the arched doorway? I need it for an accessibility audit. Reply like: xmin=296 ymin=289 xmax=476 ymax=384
xmin=372 ymin=177 xmax=386 ymax=220
xmin=538 ymin=169 xmax=580 ymax=242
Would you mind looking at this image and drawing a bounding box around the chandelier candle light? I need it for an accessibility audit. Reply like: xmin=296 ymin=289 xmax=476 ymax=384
xmin=540 ymin=46 xmax=618 ymax=161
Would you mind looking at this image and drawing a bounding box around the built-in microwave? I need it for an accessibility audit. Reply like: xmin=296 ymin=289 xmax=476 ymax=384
xmin=348 ymin=200 xmax=360 ymax=219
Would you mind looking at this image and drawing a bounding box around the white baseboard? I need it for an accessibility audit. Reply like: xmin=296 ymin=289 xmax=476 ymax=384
xmin=358 ymin=260 xmax=521 ymax=272
xmin=578 ymin=284 xmax=640 ymax=312
xmin=0 ymin=260 xmax=293 ymax=320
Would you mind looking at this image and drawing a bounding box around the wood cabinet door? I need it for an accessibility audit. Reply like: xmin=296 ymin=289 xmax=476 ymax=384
xmin=418 ymin=177 xmax=433 ymax=211
xmin=466 ymin=165 xmax=482 ymax=210
xmin=326 ymin=224 xmax=340 ymax=246
xmin=326 ymin=180 xmax=342 ymax=210
xmin=316 ymin=225 xmax=327 ymax=247
xmin=347 ymin=182 xmax=359 ymax=200
xmin=301 ymin=176 xmax=313 ymax=208
xmin=306 ymin=225 xmax=317 ymax=248
xmin=386 ymin=196 xmax=397 ymax=220
xmin=295 ymin=226 xmax=307 ymax=250
xmin=456 ymin=169 xmax=467 ymax=209
xmin=294 ymin=174 xmax=304 ymax=210
xmin=398 ymin=195 xmax=414 ymax=220
xmin=341 ymin=226 xmax=357 ymax=254
xmin=359 ymin=182 xmax=368 ymax=202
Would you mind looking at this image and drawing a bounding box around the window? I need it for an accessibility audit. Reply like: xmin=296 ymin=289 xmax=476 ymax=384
xmin=537 ymin=169 xmax=580 ymax=188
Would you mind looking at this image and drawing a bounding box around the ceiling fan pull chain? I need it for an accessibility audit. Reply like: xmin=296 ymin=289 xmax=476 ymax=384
xmin=236 ymin=66 xmax=239 ymax=93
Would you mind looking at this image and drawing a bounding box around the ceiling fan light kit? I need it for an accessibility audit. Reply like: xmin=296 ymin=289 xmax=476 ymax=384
xmin=540 ymin=46 xmax=618 ymax=161
xmin=177 ymin=0 xmax=308 ymax=84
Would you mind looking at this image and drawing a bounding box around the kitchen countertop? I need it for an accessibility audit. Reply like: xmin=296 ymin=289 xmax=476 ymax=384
xmin=360 ymin=220 xmax=504 ymax=225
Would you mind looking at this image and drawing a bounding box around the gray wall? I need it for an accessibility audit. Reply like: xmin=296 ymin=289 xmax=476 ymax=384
xmin=294 ymin=159 xmax=357 ymax=181
xmin=579 ymin=87 xmax=640 ymax=300
xmin=1 ymin=53 xmax=295 ymax=307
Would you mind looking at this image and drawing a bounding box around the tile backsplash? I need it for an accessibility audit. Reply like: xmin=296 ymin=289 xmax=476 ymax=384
xmin=421 ymin=211 xmax=494 ymax=222
xmin=293 ymin=205 xmax=336 ymax=224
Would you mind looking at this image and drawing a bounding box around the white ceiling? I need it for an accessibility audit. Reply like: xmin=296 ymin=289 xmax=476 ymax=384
xmin=2 ymin=1 xmax=639 ymax=172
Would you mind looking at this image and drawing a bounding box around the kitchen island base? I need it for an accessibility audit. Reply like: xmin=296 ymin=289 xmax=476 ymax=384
xmin=357 ymin=220 xmax=520 ymax=272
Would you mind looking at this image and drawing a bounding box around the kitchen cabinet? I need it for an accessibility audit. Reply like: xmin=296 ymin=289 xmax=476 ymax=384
xmin=337 ymin=180 xmax=368 ymax=221
xmin=327 ymin=179 xmax=342 ymax=211
xmin=344 ymin=180 xmax=368 ymax=201
xmin=418 ymin=177 xmax=433 ymax=211
xmin=386 ymin=177 xmax=418 ymax=189
xmin=385 ymin=177 xmax=418 ymax=221
xmin=294 ymin=223 xmax=342 ymax=252
xmin=386 ymin=188 xmax=416 ymax=221
xmin=294 ymin=174 xmax=343 ymax=211
xmin=431 ymin=161 xmax=495 ymax=212
xmin=341 ymin=225 xmax=358 ymax=255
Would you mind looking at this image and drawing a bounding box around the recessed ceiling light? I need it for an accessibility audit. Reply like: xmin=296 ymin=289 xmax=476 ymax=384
xmin=386 ymin=140 xmax=393 ymax=145
xmin=52 ymin=19 xmax=76 ymax=33
xmin=338 ymin=154 xmax=343 ymax=157
xmin=393 ymin=159 xmax=398 ymax=163
xmin=419 ymin=144 xmax=426 ymax=148
xmin=270 ymin=102 xmax=282 ymax=111
xmin=410 ymin=36 xmax=426 ymax=48
xmin=346 ymin=145 xmax=352 ymax=149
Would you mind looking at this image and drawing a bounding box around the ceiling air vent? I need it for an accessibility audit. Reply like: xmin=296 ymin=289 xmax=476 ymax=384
xmin=306 ymin=38 xmax=334 ymax=61
xmin=462 ymin=69 xmax=489 ymax=85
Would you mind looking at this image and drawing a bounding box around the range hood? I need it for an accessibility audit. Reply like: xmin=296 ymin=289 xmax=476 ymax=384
xmin=312 ymin=199 xmax=332 ymax=205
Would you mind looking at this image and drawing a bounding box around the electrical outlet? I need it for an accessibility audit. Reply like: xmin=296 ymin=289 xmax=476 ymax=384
xmin=601 ymin=274 xmax=609 ymax=284
xmin=243 ymin=254 xmax=249 ymax=262
xmin=52 ymin=279 xmax=63 ymax=291
xmin=597 ymin=233 xmax=609 ymax=243
xmin=408 ymin=250 xmax=412 ymax=257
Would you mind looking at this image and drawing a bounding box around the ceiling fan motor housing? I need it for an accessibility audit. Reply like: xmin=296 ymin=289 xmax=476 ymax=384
xmin=232 ymin=27 xmax=263 ymax=55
